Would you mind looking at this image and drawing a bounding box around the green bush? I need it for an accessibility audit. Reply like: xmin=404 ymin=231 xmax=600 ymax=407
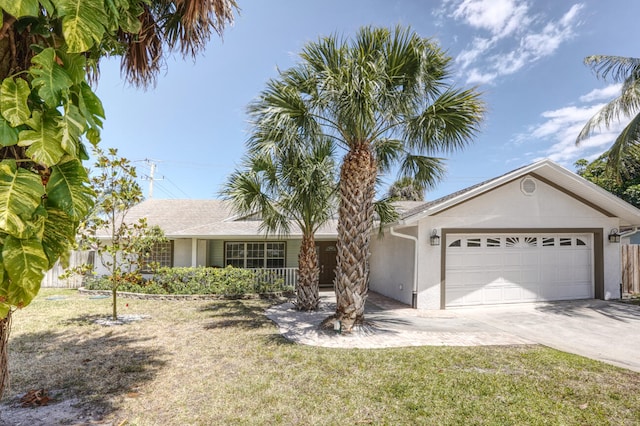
xmin=83 ymin=266 xmax=289 ymax=296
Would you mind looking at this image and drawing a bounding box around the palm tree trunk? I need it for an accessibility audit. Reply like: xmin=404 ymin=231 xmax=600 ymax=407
xmin=296 ymin=233 xmax=320 ymax=311
xmin=0 ymin=311 xmax=11 ymax=399
xmin=334 ymin=143 xmax=377 ymax=331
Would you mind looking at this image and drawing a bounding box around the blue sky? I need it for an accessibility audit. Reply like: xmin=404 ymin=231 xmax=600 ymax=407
xmin=94 ymin=0 xmax=639 ymax=200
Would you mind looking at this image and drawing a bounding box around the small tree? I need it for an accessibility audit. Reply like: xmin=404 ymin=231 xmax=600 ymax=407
xmin=78 ymin=147 xmax=166 ymax=320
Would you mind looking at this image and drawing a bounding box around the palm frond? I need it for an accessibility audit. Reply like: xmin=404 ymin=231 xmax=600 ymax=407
xmin=119 ymin=0 xmax=238 ymax=87
xmin=404 ymin=88 xmax=485 ymax=154
xmin=577 ymin=81 xmax=640 ymax=142
xmin=604 ymin=112 xmax=640 ymax=180
xmin=585 ymin=55 xmax=640 ymax=82
xmin=373 ymin=196 xmax=400 ymax=234
xmin=398 ymin=155 xmax=446 ymax=190
xmin=119 ymin=6 xmax=162 ymax=88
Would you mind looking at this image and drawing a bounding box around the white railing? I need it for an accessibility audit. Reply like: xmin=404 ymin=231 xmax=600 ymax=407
xmin=248 ymin=267 xmax=298 ymax=291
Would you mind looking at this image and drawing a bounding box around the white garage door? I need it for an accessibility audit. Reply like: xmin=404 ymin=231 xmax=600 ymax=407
xmin=445 ymin=234 xmax=593 ymax=307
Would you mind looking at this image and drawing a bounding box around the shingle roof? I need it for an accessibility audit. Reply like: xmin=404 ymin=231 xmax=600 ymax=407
xmin=116 ymin=198 xmax=425 ymax=239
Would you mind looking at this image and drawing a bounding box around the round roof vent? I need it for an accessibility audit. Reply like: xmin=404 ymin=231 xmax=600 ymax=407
xmin=521 ymin=177 xmax=537 ymax=196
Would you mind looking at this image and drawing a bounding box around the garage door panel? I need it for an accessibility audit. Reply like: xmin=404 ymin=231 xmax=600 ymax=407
xmin=446 ymin=233 xmax=593 ymax=307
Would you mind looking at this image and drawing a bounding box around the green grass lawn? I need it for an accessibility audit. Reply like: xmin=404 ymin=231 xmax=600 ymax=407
xmin=3 ymin=289 xmax=640 ymax=425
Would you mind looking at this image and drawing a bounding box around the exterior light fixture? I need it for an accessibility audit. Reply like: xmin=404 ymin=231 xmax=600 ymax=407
xmin=609 ymin=228 xmax=621 ymax=243
xmin=430 ymin=229 xmax=440 ymax=246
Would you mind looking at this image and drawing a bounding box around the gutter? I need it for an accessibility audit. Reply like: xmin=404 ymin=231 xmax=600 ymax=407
xmin=389 ymin=226 xmax=419 ymax=309
xmin=620 ymin=227 xmax=639 ymax=238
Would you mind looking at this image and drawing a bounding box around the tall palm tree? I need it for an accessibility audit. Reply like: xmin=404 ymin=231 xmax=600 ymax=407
xmin=0 ymin=0 xmax=238 ymax=398
xmin=577 ymin=55 xmax=640 ymax=178
xmin=248 ymin=26 xmax=485 ymax=330
xmin=223 ymin=139 xmax=337 ymax=311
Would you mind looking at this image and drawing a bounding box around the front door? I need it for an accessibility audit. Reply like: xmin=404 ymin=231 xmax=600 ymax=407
xmin=316 ymin=241 xmax=337 ymax=287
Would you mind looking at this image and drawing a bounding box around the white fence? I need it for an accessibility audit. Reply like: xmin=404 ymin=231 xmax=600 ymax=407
xmin=248 ymin=267 xmax=298 ymax=290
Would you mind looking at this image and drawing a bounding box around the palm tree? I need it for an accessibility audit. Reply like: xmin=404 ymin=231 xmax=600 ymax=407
xmin=248 ymin=26 xmax=485 ymax=330
xmin=387 ymin=177 xmax=428 ymax=201
xmin=223 ymin=139 xmax=337 ymax=311
xmin=0 ymin=0 xmax=238 ymax=398
xmin=577 ymin=55 xmax=640 ymax=178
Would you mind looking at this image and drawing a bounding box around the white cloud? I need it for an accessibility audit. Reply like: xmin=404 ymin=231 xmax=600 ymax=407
xmin=452 ymin=0 xmax=530 ymax=38
xmin=465 ymin=68 xmax=498 ymax=85
xmin=517 ymin=88 xmax=627 ymax=167
xmin=579 ymin=84 xmax=622 ymax=102
xmin=446 ymin=1 xmax=584 ymax=84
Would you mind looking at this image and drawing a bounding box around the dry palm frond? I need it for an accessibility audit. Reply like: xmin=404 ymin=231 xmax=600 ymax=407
xmin=120 ymin=0 xmax=238 ymax=87
xmin=169 ymin=0 xmax=238 ymax=57
xmin=120 ymin=6 xmax=163 ymax=88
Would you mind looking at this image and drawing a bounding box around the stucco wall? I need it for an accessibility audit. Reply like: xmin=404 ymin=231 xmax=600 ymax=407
xmin=369 ymin=229 xmax=416 ymax=305
xmin=371 ymin=175 xmax=624 ymax=310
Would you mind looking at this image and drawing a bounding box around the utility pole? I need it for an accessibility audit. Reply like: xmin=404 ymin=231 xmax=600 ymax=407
xmin=143 ymin=159 xmax=163 ymax=199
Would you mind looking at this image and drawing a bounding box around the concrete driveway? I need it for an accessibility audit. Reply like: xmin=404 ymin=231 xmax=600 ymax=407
xmin=457 ymin=299 xmax=640 ymax=372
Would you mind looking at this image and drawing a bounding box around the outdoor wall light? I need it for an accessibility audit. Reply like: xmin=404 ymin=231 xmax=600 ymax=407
xmin=609 ymin=228 xmax=621 ymax=243
xmin=430 ymin=229 xmax=440 ymax=246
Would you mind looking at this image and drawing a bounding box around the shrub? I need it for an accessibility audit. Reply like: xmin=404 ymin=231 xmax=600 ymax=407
xmin=83 ymin=266 xmax=288 ymax=296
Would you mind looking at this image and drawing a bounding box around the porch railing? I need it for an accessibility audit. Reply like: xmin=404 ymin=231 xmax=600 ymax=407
xmin=248 ymin=267 xmax=298 ymax=291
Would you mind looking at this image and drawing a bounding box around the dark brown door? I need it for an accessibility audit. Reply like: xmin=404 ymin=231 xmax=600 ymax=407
xmin=316 ymin=241 xmax=337 ymax=287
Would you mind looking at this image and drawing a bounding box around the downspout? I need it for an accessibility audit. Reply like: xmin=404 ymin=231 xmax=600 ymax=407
xmin=390 ymin=226 xmax=419 ymax=308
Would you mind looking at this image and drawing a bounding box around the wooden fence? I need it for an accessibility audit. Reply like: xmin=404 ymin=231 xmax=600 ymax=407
xmin=621 ymin=244 xmax=640 ymax=295
xmin=41 ymin=251 xmax=93 ymax=289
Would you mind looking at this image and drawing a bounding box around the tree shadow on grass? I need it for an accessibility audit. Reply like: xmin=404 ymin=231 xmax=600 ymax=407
xmin=201 ymin=300 xmax=274 ymax=330
xmin=5 ymin=328 xmax=167 ymax=422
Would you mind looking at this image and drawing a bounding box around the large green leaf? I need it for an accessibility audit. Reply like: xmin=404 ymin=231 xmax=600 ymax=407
xmin=3 ymin=235 xmax=47 ymax=308
xmin=0 ymin=116 xmax=19 ymax=147
xmin=42 ymin=207 xmax=77 ymax=267
xmin=0 ymin=78 xmax=31 ymax=127
xmin=0 ymin=160 xmax=44 ymax=239
xmin=18 ymin=111 xmax=65 ymax=167
xmin=0 ymin=0 xmax=39 ymax=18
xmin=30 ymin=48 xmax=74 ymax=107
xmin=76 ymin=82 xmax=105 ymax=129
xmin=57 ymin=0 xmax=109 ymax=53
xmin=47 ymin=159 xmax=95 ymax=220
xmin=0 ymin=303 xmax=9 ymax=319
xmin=59 ymin=104 xmax=86 ymax=157
xmin=56 ymin=50 xmax=87 ymax=84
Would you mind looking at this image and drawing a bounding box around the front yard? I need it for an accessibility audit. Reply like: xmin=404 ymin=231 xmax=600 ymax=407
xmin=2 ymin=289 xmax=640 ymax=425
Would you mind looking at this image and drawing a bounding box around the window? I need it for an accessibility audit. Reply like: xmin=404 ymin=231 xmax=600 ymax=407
xmin=467 ymin=238 xmax=481 ymax=247
xmin=542 ymin=237 xmax=555 ymax=247
xmin=486 ymin=237 xmax=501 ymax=248
xmin=141 ymin=241 xmax=173 ymax=271
xmin=506 ymin=236 xmax=537 ymax=248
xmin=449 ymin=239 xmax=461 ymax=247
xmin=225 ymin=242 xmax=286 ymax=268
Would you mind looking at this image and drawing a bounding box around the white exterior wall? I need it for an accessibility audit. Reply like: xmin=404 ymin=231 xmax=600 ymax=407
xmin=372 ymin=176 xmax=623 ymax=310
xmin=370 ymin=229 xmax=416 ymax=305
xmin=173 ymin=239 xmax=193 ymax=267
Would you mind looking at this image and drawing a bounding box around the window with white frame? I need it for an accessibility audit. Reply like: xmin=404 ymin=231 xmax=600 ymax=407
xmin=141 ymin=240 xmax=173 ymax=271
xmin=225 ymin=242 xmax=286 ymax=268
